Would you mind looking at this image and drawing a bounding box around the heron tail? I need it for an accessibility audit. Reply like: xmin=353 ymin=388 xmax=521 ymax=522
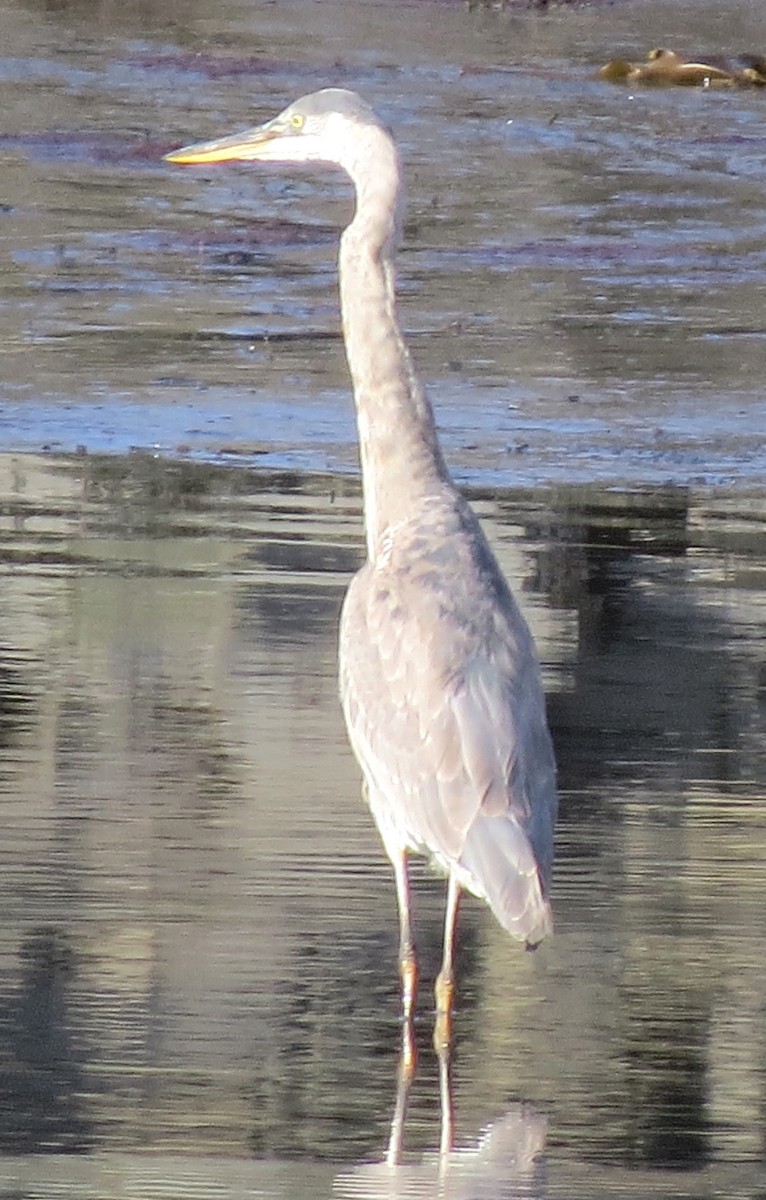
xmin=459 ymin=814 xmax=552 ymax=947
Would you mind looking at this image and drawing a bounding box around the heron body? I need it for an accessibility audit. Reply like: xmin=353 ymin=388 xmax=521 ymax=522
xmin=166 ymin=90 xmax=557 ymax=1038
xmin=340 ymin=495 xmax=555 ymax=945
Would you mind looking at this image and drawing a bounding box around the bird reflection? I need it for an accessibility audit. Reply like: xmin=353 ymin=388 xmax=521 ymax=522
xmin=335 ymin=1037 xmax=547 ymax=1199
xmin=385 ymin=1022 xmax=454 ymax=1165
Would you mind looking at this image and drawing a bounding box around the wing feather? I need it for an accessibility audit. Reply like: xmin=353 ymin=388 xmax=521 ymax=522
xmin=339 ymin=500 xmax=557 ymax=940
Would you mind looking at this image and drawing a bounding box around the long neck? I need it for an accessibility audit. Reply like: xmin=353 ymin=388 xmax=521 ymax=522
xmin=339 ymin=127 xmax=451 ymax=561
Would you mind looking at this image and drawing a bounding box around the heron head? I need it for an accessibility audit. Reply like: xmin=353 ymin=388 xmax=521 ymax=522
xmin=164 ymin=88 xmax=383 ymax=169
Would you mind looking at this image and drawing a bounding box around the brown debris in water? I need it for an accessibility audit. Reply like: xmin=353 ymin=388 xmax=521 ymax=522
xmin=598 ymin=48 xmax=766 ymax=88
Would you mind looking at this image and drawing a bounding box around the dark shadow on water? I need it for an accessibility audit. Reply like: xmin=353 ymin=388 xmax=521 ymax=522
xmin=0 ymin=928 xmax=93 ymax=1153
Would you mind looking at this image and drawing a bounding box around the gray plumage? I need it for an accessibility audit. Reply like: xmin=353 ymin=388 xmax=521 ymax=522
xmin=166 ymin=89 xmax=558 ymax=1027
xmin=340 ymin=499 xmax=556 ymax=945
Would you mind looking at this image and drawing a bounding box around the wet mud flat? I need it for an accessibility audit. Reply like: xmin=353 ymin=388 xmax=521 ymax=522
xmin=1 ymin=0 xmax=765 ymax=488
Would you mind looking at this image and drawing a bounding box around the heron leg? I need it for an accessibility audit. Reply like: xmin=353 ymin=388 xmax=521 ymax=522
xmin=386 ymin=1027 xmax=416 ymax=1166
xmin=391 ymin=848 xmax=418 ymax=1070
xmin=437 ymin=1030 xmax=455 ymax=1161
xmin=434 ymin=872 xmax=461 ymax=1052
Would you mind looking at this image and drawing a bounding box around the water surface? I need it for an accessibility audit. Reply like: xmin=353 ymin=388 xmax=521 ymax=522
xmin=1 ymin=453 xmax=765 ymax=1198
xmin=1 ymin=0 xmax=765 ymax=484
xmin=1 ymin=0 xmax=766 ymax=1194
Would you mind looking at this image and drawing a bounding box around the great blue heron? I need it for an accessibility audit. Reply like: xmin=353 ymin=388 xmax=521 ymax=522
xmin=166 ymin=89 xmax=558 ymax=1049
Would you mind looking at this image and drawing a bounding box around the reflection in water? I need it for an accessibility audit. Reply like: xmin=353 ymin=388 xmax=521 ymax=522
xmin=0 ymin=454 xmax=765 ymax=1195
xmin=337 ymin=998 xmax=548 ymax=1197
xmin=0 ymin=928 xmax=92 ymax=1154
xmin=381 ymin=1028 xmax=546 ymax=1195
xmin=336 ymin=1075 xmax=547 ymax=1199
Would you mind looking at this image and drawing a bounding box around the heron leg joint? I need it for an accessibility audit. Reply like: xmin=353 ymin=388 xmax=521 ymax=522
xmin=435 ymin=968 xmax=455 ymax=1016
xmin=401 ymin=952 xmax=418 ymax=1022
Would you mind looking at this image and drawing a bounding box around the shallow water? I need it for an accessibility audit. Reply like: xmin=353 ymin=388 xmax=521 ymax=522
xmin=1 ymin=453 xmax=766 ymax=1198
xmin=1 ymin=0 xmax=765 ymax=485
xmin=2 ymin=0 xmax=766 ymax=1194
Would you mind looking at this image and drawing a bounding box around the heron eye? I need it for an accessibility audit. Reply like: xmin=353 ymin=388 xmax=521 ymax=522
xmin=289 ymin=113 xmax=305 ymax=130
